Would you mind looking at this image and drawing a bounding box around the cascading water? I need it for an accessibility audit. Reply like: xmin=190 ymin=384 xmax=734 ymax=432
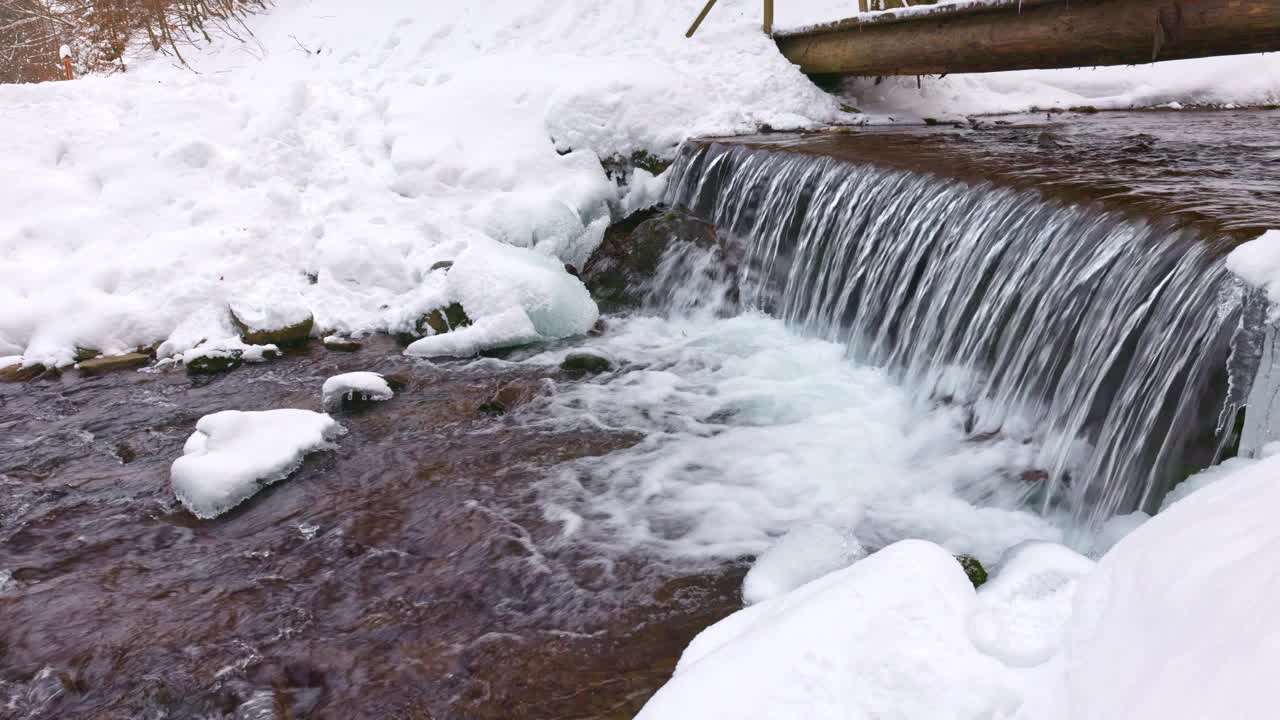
xmin=661 ymin=141 xmax=1257 ymax=533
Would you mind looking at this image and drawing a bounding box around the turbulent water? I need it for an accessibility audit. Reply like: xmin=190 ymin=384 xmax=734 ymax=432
xmin=662 ymin=141 xmax=1255 ymax=533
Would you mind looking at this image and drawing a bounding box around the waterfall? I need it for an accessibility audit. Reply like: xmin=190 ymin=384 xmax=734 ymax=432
xmin=661 ymin=141 xmax=1257 ymax=532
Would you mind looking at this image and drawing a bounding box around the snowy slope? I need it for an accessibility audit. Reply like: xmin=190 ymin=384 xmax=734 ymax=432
xmin=0 ymin=0 xmax=841 ymax=365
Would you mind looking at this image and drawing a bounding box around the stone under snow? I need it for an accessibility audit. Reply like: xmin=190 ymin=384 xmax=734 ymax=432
xmin=170 ymin=409 xmax=344 ymax=519
xmin=321 ymin=371 xmax=394 ymax=411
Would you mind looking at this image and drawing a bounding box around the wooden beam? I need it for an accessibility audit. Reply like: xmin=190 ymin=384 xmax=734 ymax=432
xmin=687 ymin=0 xmax=720 ymax=38
xmin=775 ymin=0 xmax=1280 ymax=76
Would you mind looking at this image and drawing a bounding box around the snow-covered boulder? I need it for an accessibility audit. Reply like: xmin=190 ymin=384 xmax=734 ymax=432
xmin=321 ymin=371 xmax=394 ymax=412
xmin=638 ymin=540 xmax=1017 ymax=720
xmin=170 ymin=409 xmax=344 ymax=519
xmin=405 ymin=238 xmax=597 ymax=359
xmin=230 ymin=301 xmax=314 ymax=347
xmin=741 ymin=523 xmax=864 ymax=605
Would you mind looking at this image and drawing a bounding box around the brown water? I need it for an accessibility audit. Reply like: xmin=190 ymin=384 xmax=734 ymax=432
xmin=3 ymin=109 xmax=1277 ymax=720
xmin=0 ymin=338 xmax=743 ymax=719
xmin=733 ymin=109 xmax=1280 ymax=240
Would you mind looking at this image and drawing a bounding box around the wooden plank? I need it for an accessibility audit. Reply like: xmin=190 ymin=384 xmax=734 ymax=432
xmin=776 ymin=0 xmax=1280 ymax=76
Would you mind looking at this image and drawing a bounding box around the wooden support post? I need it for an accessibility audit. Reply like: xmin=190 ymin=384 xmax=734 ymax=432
xmin=59 ymin=44 xmax=73 ymax=80
xmin=686 ymin=0 xmax=720 ymax=38
xmin=764 ymin=0 xmax=774 ymax=35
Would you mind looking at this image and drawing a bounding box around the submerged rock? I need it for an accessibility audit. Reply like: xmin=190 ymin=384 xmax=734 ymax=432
xmin=955 ymin=554 xmax=989 ymax=588
xmin=77 ymin=352 xmax=150 ymax=375
xmin=560 ymin=352 xmax=612 ymax=378
xmin=478 ymin=381 xmax=539 ymax=416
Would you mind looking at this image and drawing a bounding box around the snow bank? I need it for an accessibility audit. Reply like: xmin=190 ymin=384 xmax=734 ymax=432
xmin=741 ymin=523 xmax=864 ymax=605
xmin=170 ymin=409 xmax=344 ymax=518
xmin=0 ymin=0 xmax=840 ymax=366
xmin=1064 ymin=453 xmax=1280 ymax=720
xmin=639 ymin=540 xmax=1018 ymax=720
xmin=321 ymin=371 xmax=394 ymax=411
xmin=405 ymin=239 xmax=597 ymax=358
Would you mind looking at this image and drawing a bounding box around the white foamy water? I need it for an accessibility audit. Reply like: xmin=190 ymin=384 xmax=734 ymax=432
xmin=528 ymin=311 xmax=1068 ymax=566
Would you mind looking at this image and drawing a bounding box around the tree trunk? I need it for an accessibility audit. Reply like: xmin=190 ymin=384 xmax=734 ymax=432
xmin=776 ymin=0 xmax=1280 ymax=76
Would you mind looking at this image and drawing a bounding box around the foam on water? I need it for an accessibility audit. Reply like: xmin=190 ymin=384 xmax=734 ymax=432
xmin=531 ymin=311 xmax=1064 ymax=566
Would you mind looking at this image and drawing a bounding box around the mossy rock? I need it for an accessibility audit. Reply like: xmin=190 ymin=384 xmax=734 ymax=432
xmin=230 ymin=309 xmax=314 ymax=348
xmin=0 ymin=363 xmax=46 ymax=382
xmin=73 ymin=346 xmax=100 ymax=363
xmin=955 ymin=554 xmax=988 ymax=588
xmin=400 ymin=303 xmax=471 ymax=345
xmin=78 ymin=352 xmax=150 ymax=375
xmin=582 ymin=207 xmax=721 ymax=312
xmin=561 ymin=352 xmax=612 ymax=378
xmin=186 ymin=351 xmax=243 ymax=376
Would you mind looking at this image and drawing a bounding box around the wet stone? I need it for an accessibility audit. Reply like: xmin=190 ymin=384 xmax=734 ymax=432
xmin=0 ymin=363 xmax=46 ymax=382
xmin=430 ymin=260 xmax=454 ymax=273
xmin=230 ymin=308 xmax=314 ymax=348
xmin=323 ymin=336 xmax=363 ymax=353
xmin=560 ymin=352 xmax=612 ymax=378
xmin=956 ymin=554 xmax=989 ymax=588
xmin=186 ymin=351 xmax=244 ymax=376
xmin=77 ymin=352 xmax=150 ymax=375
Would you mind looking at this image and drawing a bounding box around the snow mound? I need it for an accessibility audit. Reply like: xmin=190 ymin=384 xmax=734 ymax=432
xmin=405 ymin=239 xmax=597 ymax=358
xmin=638 ymin=540 xmax=1018 ymax=720
xmin=968 ymin=542 xmax=1094 ymax=668
xmin=1064 ymin=453 xmax=1280 ymax=720
xmin=741 ymin=523 xmax=864 ymax=605
xmin=321 ymin=371 xmax=394 ymax=411
xmin=1089 ymin=511 xmax=1150 ymax=557
xmin=170 ymin=409 xmax=344 ymax=519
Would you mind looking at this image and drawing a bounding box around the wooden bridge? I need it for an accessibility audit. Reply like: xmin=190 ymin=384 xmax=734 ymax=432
xmin=691 ymin=0 xmax=1280 ymax=77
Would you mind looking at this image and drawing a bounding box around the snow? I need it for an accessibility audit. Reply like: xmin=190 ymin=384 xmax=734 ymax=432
xmin=1064 ymin=453 xmax=1280 ymax=720
xmin=1227 ymin=230 xmax=1280 ymax=317
xmin=404 ymin=238 xmax=598 ymax=358
xmin=968 ymin=542 xmax=1094 ymax=668
xmin=321 ymin=371 xmax=394 ymax=411
xmin=170 ymin=409 xmax=344 ymax=519
xmin=741 ymin=523 xmax=865 ymax=605
xmin=59 ymin=45 xmax=72 ymax=60
xmin=0 ymin=356 xmax=21 ymax=370
xmin=639 ymin=540 xmax=1019 ymax=720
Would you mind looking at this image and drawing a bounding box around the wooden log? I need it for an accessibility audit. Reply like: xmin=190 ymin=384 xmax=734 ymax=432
xmin=764 ymin=0 xmax=774 ymax=35
xmin=776 ymin=0 xmax=1280 ymax=76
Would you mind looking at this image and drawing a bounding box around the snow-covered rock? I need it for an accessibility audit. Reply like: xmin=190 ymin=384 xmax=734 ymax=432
xmin=170 ymin=409 xmax=345 ymax=519
xmin=968 ymin=542 xmax=1094 ymax=668
xmin=1064 ymin=453 xmax=1280 ymax=720
xmin=741 ymin=523 xmax=864 ymax=605
xmin=638 ymin=540 xmax=1018 ymax=720
xmin=1226 ymin=230 xmax=1280 ymax=317
xmin=321 ymin=371 xmax=394 ymax=411
xmin=405 ymin=239 xmax=597 ymax=358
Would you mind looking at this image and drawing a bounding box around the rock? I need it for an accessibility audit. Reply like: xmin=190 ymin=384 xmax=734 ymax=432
xmin=955 ymin=554 xmax=988 ymax=588
xmin=1020 ymin=469 xmax=1050 ymax=483
xmin=322 ymin=335 xmax=362 ymax=353
xmin=560 ymin=352 xmax=612 ymax=378
xmin=587 ymin=318 xmax=607 ymax=337
xmin=230 ymin=308 xmax=314 ymax=348
xmin=600 ymin=150 xmax=672 ymax=181
xmin=186 ymin=351 xmax=243 ymax=376
xmin=430 ymin=260 xmax=454 ymax=273
xmin=77 ymin=352 xmax=150 ymax=375
xmin=563 ymin=263 xmax=580 ymax=278
xmin=73 ymin=346 xmax=99 ymax=363
xmin=478 ymin=382 xmax=538 ymax=416
xmin=582 ymin=207 xmax=722 ymax=312
xmin=0 ymin=363 xmax=46 ymax=382
xmin=404 ymin=299 xmax=471 ymax=338
xmin=1037 ymin=130 xmax=1062 ymax=149
xmin=381 ymin=374 xmax=408 ymax=392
